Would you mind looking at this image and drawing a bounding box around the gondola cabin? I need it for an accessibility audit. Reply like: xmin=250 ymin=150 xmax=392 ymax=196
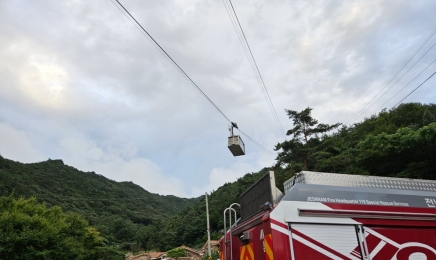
xmin=228 ymin=122 xmax=245 ymax=156
xmin=228 ymin=135 xmax=245 ymax=156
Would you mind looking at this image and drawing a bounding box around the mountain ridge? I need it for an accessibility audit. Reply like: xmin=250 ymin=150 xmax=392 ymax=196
xmin=0 ymin=156 xmax=200 ymax=245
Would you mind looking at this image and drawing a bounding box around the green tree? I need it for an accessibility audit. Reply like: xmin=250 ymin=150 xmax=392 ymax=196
xmin=357 ymin=123 xmax=436 ymax=179
xmin=275 ymin=107 xmax=340 ymax=172
xmin=0 ymin=195 xmax=115 ymax=260
xmin=166 ymin=247 xmax=187 ymax=259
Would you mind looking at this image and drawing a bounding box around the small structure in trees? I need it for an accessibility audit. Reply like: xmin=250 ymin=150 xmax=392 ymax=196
xmin=201 ymin=240 xmax=220 ymax=253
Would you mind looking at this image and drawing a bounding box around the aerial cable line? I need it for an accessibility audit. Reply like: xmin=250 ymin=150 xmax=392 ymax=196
xmin=221 ymin=0 xmax=269 ymax=108
xmin=111 ymin=0 xmax=230 ymax=123
xmin=110 ymin=0 xmax=169 ymax=65
xmin=111 ymin=0 xmax=276 ymax=157
xmin=227 ymin=0 xmax=285 ymax=138
xmin=392 ymin=70 xmax=436 ymax=108
xmin=224 ymin=0 xmax=287 ymax=138
xmin=348 ymin=41 xmax=436 ymax=123
xmin=221 ymin=0 xmax=261 ymax=88
xmin=221 ymin=0 xmax=272 ymax=129
xmin=370 ymin=56 xmax=436 ymax=115
xmin=349 ymin=40 xmax=436 ymax=122
xmin=237 ymin=129 xmax=275 ymax=156
xmin=221 ymin=0 xmax=277 ymax=142
xmin=221 ymin=0 xmax=268 ymax=104
xmin=346 ymin=26 xmax=436 ymax=125
xmin=221 ymin=0 xmax=273 ymax=120
xmin=346 ymin=27 xmax=436 ymax=125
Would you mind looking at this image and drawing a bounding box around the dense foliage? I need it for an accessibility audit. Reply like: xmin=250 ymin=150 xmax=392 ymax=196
xmin=166 ymin=247 xmax=187 ymax=259
xmin=0 ymin=195 xmax=123 ymax=259
xmin=0 ymin=157 xmax=198 ymax=249
xmin=274 ymin=103 xmax=436 ymax=187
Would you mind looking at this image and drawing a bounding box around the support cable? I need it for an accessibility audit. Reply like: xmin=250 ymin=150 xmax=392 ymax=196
xmin=111 ymin=0 xmax=276 ymax=157
xmin=349 ymin=41 xmax=436 ymax=121
xmin=221 ymin=0 xmax=263 ymax=93
xmin=237 ymin=129 xmax=275 ymax=157
xmin=346 ymin=27 xmax=436 ymax=125
xmin=221 ymin=0 xmax=272 ymax=131
xmin=370 ymin=57 xmax=436 ymax=115
xmin=225 ymin=0 xmax=287 ymax=138
xmin=393 ymin=70 xmax=436 ymax=108
xmin=112 ymin=0 xmax=231 ymax=123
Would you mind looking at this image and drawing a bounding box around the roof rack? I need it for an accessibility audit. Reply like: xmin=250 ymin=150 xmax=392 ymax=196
xmin=284 ymin=171 xmax=436 ymax=194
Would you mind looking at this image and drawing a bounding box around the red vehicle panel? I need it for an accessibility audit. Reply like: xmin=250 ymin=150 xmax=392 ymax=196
xmin=363 ymin=226 xmax=436 ymax=260
xmin=220 ymin=171 xmax=436 ymax=260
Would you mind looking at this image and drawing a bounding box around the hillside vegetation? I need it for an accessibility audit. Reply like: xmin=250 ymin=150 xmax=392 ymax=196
xmin=0 ymin=196 xmax=123 ymax=259
xmin=274 ymin=102 xmax=436 ymax=186
xmin=1 ymin=102 xmax=435 ymax=253
xmin=0 ymin=157 xmax=198 ymax=249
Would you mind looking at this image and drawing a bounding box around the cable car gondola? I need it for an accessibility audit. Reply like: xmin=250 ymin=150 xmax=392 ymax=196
xmin=228 ymin=122 xmax=245 ymax=156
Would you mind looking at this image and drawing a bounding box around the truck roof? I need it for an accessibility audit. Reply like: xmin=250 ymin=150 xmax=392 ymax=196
xmin=283 ymin=183 xmax=436 ymax=208
xmin=284 ymin=171 xmax=436 ymax=194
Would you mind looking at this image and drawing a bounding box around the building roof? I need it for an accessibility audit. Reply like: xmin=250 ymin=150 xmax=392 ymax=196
xmin=149 ymin=252 xmax=166 ymax=258
xmin=180 ymin=245 xmax=201 ymax=256
xmin=201 ymin=240 xmax=220 ymax=250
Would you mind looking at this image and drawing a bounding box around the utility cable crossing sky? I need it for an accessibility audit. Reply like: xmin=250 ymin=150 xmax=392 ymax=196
xmin=371 ymin=57 xmax=436 ymax=115
xmin=393 ymin=70 xmax=436 ymax=108
xmin=346 ymin=27 xmax=436 ymax=125
xmin=112 ymin=0 xmax=276 ymax=157
xmin=353 ymin=41 xmax=436 ymax=121
xmin=222 ymin=0 xmax=287 ymax=139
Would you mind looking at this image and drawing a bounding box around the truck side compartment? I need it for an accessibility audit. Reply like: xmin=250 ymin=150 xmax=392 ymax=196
xmin=220 ymin=171 xmax=436 ymax=260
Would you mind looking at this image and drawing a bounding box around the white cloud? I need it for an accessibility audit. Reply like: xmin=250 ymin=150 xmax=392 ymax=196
xmin=190 ymin=151 xmax=275 ymax=197
xmin=57 ymin=136 xmax=188 ymax=197
xmin=0 ymin=123 xmax=188 ymax=196
xmin=18 ymin=54 xmax=70 ymax=109
xmin=0 ymin=123 xmax=45 ymax=163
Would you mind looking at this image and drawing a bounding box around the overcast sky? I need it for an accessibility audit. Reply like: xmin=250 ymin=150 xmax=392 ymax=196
xmin=1 ymin=0 xmax=436 ymax=198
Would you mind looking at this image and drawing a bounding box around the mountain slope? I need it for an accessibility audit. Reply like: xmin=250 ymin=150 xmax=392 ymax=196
xmin=0 ymin=156 xmax=199 ymax=245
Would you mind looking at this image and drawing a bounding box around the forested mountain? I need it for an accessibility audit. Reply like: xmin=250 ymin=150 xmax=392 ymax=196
xmin=0 ymin=157 xmax=199 ymax=249
xmin=1 ymin=102 xmax=435 ymax=254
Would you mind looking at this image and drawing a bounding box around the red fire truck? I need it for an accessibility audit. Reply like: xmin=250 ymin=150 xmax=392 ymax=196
xmin=220 ymin=171 xmax=436 ymax=260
